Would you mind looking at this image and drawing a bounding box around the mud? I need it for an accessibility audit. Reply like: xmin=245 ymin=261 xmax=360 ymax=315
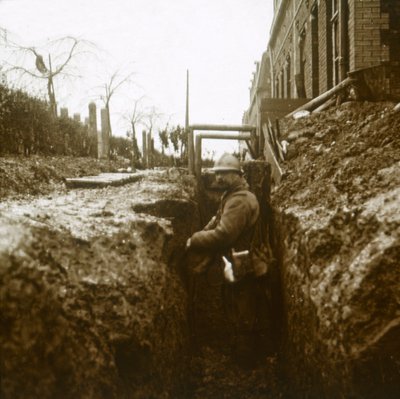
xmin=0 ymin=155 xmax=129 ymax=199
xmin=273 ymin=101 xmax=400 ymax=398
xmin=0 ymin=169 xmax=198 ymax=398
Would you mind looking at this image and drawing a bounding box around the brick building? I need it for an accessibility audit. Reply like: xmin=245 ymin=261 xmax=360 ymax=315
xmin=244 ymin=0 xmax=400 ymax=131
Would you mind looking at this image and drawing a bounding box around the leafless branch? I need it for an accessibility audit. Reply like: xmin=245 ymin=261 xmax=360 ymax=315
xmin=0 ymin=32 xmax=97 ymax=116
xmin=143 ymin=106 xmax=163 ymax=134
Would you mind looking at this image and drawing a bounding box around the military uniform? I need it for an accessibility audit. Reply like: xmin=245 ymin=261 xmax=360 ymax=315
xmin=190 ymin=178 xmax=262 ymax=366
xmin=190 ymin=180 xmax=259 ymax=252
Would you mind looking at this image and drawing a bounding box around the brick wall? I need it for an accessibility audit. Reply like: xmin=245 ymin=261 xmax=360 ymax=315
xmin=259 ymin=0 xmax=398 ymax=102
xmin=349 ymin=0 xmax=390 ymax=69
xmin=269 ymin=0 xmax=312 ymax=99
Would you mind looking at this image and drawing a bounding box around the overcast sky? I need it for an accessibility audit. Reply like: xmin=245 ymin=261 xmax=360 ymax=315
xmin=0 ymin=0 xmax=273 ymax=156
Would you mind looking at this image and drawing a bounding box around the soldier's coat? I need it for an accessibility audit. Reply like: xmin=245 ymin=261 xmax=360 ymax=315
xmin=190 ymin=180 xmax=259 ymax=252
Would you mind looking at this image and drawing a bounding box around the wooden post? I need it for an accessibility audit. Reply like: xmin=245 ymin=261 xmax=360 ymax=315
xmin=151 ymin=137 xmax=154 ymax=168
xmin=88 ymin=103 xmax=97 ymax=135
xmin=147 ymin=131 xmax=152 ymax=169
xmin=60 ymin=107 xmax=68 ymax=118
xmin=188 ymin=127 xmax=195 ymax=174
xmin=195 ymin=134 xmax=202 ymax=178
xmin=185 ymin=70 xmax=194 ymax=173
xmin=88 ymin=103 xmax=97 ymax=158
xmin=142 ymin=130 xmax=147 ymax=168
xmin=100 ymin=108 xmax=110 ymax=159
xmin=73 ymin=113 xmax=81 ymax=122
xmin=185 ymin=70 xmax=189 ymax=131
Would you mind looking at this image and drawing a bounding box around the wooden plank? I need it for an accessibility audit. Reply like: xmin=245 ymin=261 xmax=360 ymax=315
xmin=65 ymin=173 xmax=144 ymax=189
xmin=245 ymin=140 xmax=257 ymax=159
xmin=267 ymin=119 xmax=285 ymax=162
xmin=262 ymin=124 xmax=283 ymax=184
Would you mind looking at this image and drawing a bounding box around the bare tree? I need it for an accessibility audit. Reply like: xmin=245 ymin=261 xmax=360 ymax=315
xmin=98 ymin=70 xmax=134 ymax=138
xmin=124 ymin=96 xmax=145 ymax=141
xmin=0 ymin=33 xmax=95 ymax=117
xmin=123 ymin=96 xmax=146 ymax=162
xmin=143 ymin=106 xmax=163 ymax=137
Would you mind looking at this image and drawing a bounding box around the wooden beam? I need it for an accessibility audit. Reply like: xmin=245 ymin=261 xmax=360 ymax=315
xmin=198 ymin=132 xmax=252 ymax=140
xmin=190 ymin=124 xmax=256 ymax=132
xmin=286 ymin=77 xmax=357 ymax=118
xmin=312 ymin=97 xmax=336 ymax=113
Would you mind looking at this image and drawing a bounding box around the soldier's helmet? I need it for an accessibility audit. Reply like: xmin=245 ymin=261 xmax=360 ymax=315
xmin=212 ymin=153 xmax=242 ymax=174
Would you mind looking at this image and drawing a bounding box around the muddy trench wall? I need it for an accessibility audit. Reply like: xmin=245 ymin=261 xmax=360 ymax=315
xmin=276 ymin=203 xmax=400 ymax=398
xmin=0 ymin=170 xmax=201 ymax=399
xmin=271 ymin=101 xmax=400 ymax=398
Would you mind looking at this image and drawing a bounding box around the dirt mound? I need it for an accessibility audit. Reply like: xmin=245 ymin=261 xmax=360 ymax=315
xmin=273 ymin=101 xmax=400 ymax=398
xmin=0 ymin=155 xmax=130 ymax=199
xmin=275 ymin=101 xmax=400 ymax=210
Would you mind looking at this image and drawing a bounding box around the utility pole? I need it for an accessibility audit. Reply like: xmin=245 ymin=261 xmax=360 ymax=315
xmin=185 ymin=69 xmax=189 ymax=131
xmin=186 ymin=70 xmax=195 ymax=174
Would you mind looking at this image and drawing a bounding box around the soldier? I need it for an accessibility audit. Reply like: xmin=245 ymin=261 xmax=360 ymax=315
xmin=186 ymin=153 xmax=264 ymax=367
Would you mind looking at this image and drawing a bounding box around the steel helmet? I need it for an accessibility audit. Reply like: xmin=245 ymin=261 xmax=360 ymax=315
xmin=212 ymin=153 xmax=242 ymax=174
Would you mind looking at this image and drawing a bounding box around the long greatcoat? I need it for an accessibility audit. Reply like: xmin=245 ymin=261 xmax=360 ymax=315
xmin=190 ymin=180 xmax=259 ymax=254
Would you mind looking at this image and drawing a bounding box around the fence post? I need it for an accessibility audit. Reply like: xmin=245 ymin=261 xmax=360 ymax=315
xmin=195 ymin=134 xmax=202 ymax=178
xmin=88 ymin=103 xmax=98 ymax=157
xmin=100 ymin=108 xmax=110 ymax=159
xmin=151 ymin=137 xmax=154 ymax=168
xmin=60 ymin=107 xmax=69 ymax=118
xmin=147 ymin=131 xmax=152 ymax=169
xmin=188 ymin=127 xmax=195 ymax=174
xmin=142 ymin=130 xmax=147 ymax=168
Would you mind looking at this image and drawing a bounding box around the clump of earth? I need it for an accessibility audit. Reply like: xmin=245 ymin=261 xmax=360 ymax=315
xmin=275 ymin=100 xmax=400 ymax=210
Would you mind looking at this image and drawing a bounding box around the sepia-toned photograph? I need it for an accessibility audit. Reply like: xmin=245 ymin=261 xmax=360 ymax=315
xmin=0 ymin=0 xmax=399 ymax=398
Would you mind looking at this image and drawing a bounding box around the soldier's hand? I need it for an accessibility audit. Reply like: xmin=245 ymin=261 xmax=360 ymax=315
xmin=222 ymin=256 xmax=235 ymax=283
xmin=185 ymin=238 xmax=191 ymax=250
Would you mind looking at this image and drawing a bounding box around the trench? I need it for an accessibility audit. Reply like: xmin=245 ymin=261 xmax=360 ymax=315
xmin=0 ymin=165 xmax=287 ymax=399
xmin=129 ymin=163 xmax=286 ymax=398
xmin=1 ymin=157 xmax=399 ymax=398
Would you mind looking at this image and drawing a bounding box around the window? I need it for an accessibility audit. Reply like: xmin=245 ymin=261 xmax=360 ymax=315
xmin=285 ymin=56 xmax=291 ymax=98
xmin=331 ymin=0 xmax=340 ymax=85
xmin=311 ymin=5 xmax=320 ymax=96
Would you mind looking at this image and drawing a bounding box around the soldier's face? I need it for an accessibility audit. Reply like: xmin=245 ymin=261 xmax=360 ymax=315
xmin=215 ymin=171 xmax=239 ymax=189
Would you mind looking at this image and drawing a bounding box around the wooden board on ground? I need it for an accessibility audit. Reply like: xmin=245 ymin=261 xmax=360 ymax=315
xmin=65 ymin=173 xmax=144 ymax=189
